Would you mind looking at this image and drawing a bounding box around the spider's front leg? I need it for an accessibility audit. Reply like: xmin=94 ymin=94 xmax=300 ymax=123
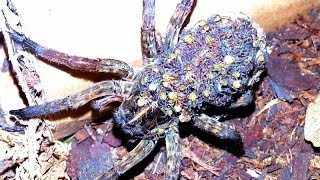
xmin=9 ymin=80 xmax=133 ymax=119
xmin=98 ymin=139 xmax=157 ymax=180
xmin=163 ymin=0 xmax=194 ymax=51
xmin=9 ymin=32 xmax=135 ymax=79
xmin=141 ymin=0 xmax=158 ymax=61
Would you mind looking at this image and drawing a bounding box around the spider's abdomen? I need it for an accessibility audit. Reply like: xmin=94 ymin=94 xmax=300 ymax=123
xmin=155 ymin=12 xmax=267 ymax=121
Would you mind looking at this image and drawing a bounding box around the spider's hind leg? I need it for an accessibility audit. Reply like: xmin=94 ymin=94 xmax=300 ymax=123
xmin=193 ymin=114 xmax=241 ymax=141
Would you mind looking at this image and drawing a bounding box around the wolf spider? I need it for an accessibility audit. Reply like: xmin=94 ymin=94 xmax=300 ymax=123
xmin=9 ymin=0 xmax=267 ymax=179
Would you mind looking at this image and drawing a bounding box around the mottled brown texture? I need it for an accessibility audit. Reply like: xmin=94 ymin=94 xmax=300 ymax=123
xmin=292 ymin=152 xmax=310 ymax=180
xmin=67 ymin=138 xmax=113 ymax=179
xmin=267 ymin=55 xmax=316 ymax=91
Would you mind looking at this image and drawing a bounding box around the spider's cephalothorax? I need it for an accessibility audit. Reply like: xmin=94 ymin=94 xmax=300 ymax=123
xmin=7 ymin=0 xmax=267 ymax=179
xmin=115 ymin=13 xmax=266 ymax=140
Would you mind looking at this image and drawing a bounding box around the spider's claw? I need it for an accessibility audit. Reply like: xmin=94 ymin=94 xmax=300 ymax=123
xmin=9 ymin=100 xmax=67 ymax=119
xmin=9 ymin=109 xmax=28 ymax=119
xmin=9 ymin=108 xmax=38 ymax=119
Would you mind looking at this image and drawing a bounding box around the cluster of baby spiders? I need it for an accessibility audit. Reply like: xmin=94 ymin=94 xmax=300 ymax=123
xmin=8 ymin=0 xmax=267 ymax=179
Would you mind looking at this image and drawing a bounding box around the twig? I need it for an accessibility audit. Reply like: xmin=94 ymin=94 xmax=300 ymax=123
xmin=1 ymin=0 xmax=46 ymax=106
xmin=255 ymin=99 xmax=281 ymax=117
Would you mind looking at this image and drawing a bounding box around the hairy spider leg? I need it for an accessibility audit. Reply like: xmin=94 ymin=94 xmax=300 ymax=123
xmin=193 ymin=114 xmax=241 ymax=140
xmin=165 ymin=121 xmax=181 ymax=180
xmin=163 ymin=0 xmax=194 ymax=51
xmin=91 ymin=95 xmax=124 ymax=110
xmin=229 ymin=90 xmax=253 ymax=109
xmin=9 ymin=32 xmax=134 ymax=79
xmin=9 ymin=81 xmax=133 ymax=119
xmin=141 ymin=0 xmax=157 ymax=60
xmin=141 ymin=0 xmax=164 ymax=65
xmin=98 ymin=139 xmax=157 ymax=179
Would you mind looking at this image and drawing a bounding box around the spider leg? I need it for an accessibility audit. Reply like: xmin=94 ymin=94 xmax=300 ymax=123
xmin=229 ymin=90 xmax=253 ymax=108
xmin=155 ymin=30 xmax=164 ymax=52
xmin=193 ymin=114 xmax=241 ymax=141
xmin=98 ymin=139 xmax=157 ymax=179
xmin=9 ymin=81 xmax=133 ymax=119
xmin=141 ymin=0 xmax=164 ymax=65
xmin=163 ymin=0 xmax=194 ymax=51
xmin=91 ymin=95 xmax=124 ymax=110
xmin=165 ymin=121 xmax=181 ymax=180
xmin=9 ymin=32 xmax=134 ymax=79
xmin=141 ymin=0 xmax=157 ymax=61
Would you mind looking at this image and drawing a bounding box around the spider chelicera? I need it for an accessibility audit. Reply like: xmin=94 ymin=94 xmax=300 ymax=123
xmin=8 ymin=0 xmax=267 ymax=179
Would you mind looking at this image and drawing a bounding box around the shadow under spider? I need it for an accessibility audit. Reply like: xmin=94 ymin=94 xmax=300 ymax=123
xmin=180 ymin=122 xmax=245 ymax=157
